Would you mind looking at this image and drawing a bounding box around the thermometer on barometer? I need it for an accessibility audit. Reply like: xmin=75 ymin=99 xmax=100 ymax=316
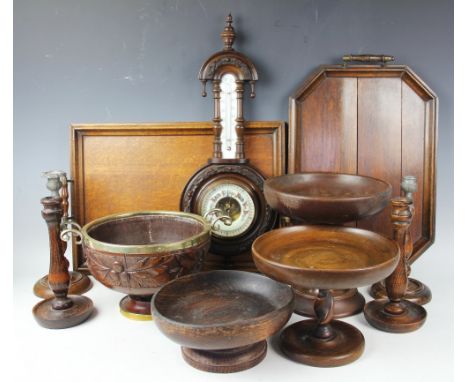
xmin=219 ymin=73 xmax=238 ymax=159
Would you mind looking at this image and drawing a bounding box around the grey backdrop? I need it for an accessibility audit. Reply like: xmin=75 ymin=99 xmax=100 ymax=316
xmin=14 ymin=0 xmax=453 ymax=280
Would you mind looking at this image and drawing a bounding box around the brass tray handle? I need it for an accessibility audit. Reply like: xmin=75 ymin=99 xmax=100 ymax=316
xmin=342 ymin=54 xmax=395 ymax=67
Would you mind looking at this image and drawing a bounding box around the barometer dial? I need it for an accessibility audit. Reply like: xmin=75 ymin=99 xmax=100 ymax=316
xmin=200 ymin=182 xmax=256 ymax=238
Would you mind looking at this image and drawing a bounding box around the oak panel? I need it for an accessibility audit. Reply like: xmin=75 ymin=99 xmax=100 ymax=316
xmin=297 ymin=77 xmax=357 ymax=173
xmin=356 ymin=77 xmax=402 ymax=237
xmin=401 ymin=81 xmax=426 ymax=243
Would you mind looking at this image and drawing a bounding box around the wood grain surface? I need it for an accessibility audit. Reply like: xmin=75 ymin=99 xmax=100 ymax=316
xmin=401 ymin=81 xmax=425 ymax=244
xmin=296 ymin=76 xmax=357 ymax=173
xmin=356 ymin=77 xmax=401 ymax=235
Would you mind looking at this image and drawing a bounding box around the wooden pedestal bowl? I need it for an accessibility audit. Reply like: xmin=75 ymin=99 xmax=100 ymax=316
xmin=82 ymin=211 xmax=211 ymax=320
xmin=252 ymin=225 xmax=400 ymax=367
xmin=264 ymin=172 xmax=392 ymax=225
xmin=264 ymin=172 xmax=392 ymax=318
xmin=151 ymin=270 xmax=294 ymax=373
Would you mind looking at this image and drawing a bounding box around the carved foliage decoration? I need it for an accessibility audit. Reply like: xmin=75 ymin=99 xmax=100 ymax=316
xmin=204 ymin=56 xmax=254 ymax=80
xmin=85 ymin=244 xmax=207 ymax=292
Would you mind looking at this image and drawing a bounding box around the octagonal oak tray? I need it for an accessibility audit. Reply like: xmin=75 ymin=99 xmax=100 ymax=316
xmin=289 ymin=60 xmax=437 ymax=263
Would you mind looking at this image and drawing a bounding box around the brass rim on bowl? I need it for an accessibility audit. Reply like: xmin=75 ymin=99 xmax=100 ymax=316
xmin=120 ymin=309 xmax=153 ymax=321
xmin=81 ymin=210 xmax=211 ymax=255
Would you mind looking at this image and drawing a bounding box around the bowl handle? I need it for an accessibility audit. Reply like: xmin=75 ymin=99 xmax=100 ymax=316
xmin=60 ymin=217 xmax=83 ymax=245
xmin=204 ymin=208 xmax=233 ymax=232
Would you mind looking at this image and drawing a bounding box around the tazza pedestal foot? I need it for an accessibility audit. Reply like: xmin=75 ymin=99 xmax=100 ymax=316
xmin=369 ymin=278 xmax=432 ymax=305
xmin=364 ymin=299 xmax=427 ymax=333
xmin=181 ymin=341 xmax=267 ymax=373
xmin=293 ymin=288 xmax=365 ymax=318
xmin=280 ymin=319 xmax=365 ymax=367
xmin=33 ymin=271 xmax=92 ymax=299
xmin=32 ymin=295 xmax=94 ymax=329
xmin=119 ymin=295 xmax=152 ymax=321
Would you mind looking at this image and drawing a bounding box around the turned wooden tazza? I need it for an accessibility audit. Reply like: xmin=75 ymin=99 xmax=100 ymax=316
xmin=263 ymin=172 xmax=392 ymax=319
xmin=252 ymin=223 xmax=400 ymax=367
xmin=32 ymin=196 xmax=94 ymax=329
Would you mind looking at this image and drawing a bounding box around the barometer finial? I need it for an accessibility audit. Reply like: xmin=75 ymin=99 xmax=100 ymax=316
xmin=221 ymin=13 xmax=236 ymax=51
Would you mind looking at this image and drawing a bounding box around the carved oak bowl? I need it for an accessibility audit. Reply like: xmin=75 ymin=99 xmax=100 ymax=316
xmin=252 ymin=225 xmax=400 ymax=290
xmin=151 ymin=270 xmax=294 ymax=373
xmin=264 ymin=172 xmax=392 ymax=224
xmin=82 ymin=211 xmax=211 ymax=320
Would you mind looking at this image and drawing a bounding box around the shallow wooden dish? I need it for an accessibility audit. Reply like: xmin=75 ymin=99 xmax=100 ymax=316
xmin=252 ymin=225 xmax=399 ymax=290
xmin=82 ymin=211 xmax=211 ymax=320
xmin=252 ymin=225 xmax=399 ymax=367
xmin=151 ymin=270 xmax=294 ymax=373
xmin=264 ymin=172 xmax=392 ymax=224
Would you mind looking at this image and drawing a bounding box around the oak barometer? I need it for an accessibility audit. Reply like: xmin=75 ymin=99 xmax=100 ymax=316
xmin=181 ymin=14 xmax=275 ymax=269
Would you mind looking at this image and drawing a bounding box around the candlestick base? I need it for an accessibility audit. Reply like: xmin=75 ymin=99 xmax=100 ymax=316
xmin=32 ymin=295 xmax=94 ymax=329
xmin=33 ymin=271 xmax=92 ymax=299
xmin=369 ymin=278 xmax=431 ymax=305
xmin=364 ymin=299 xmax=426 ymax=333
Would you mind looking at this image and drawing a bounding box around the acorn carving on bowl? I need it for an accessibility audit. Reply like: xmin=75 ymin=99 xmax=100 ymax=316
xmin=81 ymin=211 xmax=211 ymax=320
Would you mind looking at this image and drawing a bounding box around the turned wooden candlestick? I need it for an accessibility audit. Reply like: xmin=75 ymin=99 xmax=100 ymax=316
xmin=364 ymin=197 xmax=427 ymax=332
xmin=32 ymin=196 xmax=94 ymax=329
xmin=370 ymin=176 xmax=432 ymax=305
xmin=34 ymin=171 xmax=91 ymax=298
